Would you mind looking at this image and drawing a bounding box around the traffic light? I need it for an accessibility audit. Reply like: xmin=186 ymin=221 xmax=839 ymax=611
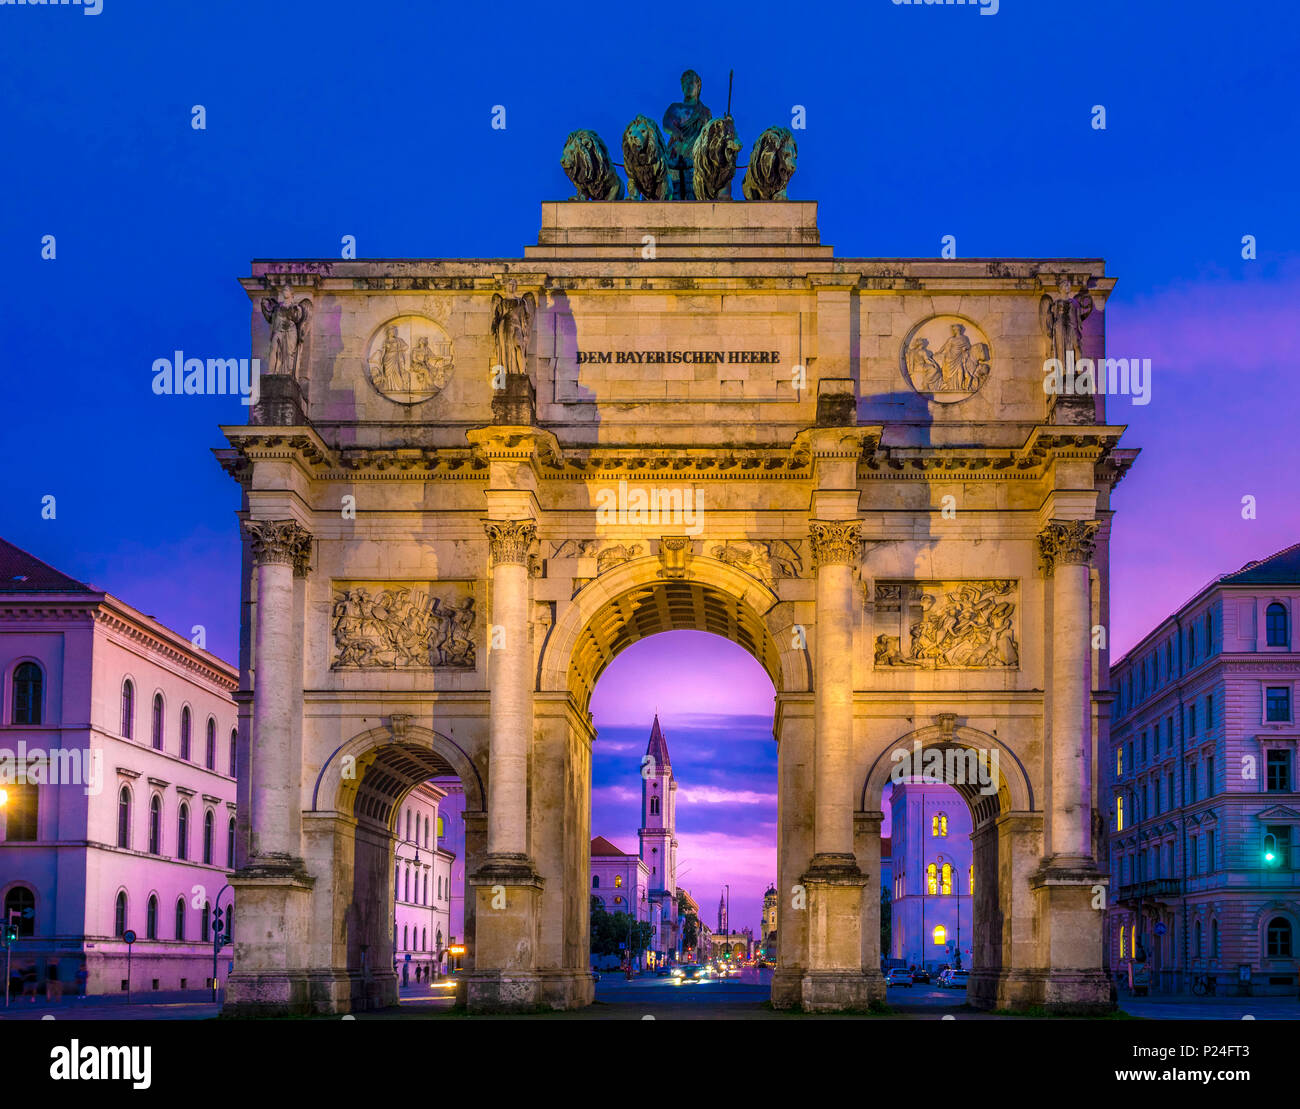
xmin=212 ymin=907 xmax=224 ymax=937
xmin=3 ymin=924 xmax=18 ymax=943
xmin=1263 ymin=833 xmax=1280 ymax=867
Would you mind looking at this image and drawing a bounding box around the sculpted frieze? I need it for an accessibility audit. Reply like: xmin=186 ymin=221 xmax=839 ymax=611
xmin=710 ymin=540 xmax=803 ymax=588
xmin=873 ymin=579 xmax=1018 ymax=669
xmin=331 ymin=582 xmax=475 ymax=669
xmin=365 ymin=315 xmax=455 ymax=405
xmin=901 ymin=315 xmax=993 ymax=403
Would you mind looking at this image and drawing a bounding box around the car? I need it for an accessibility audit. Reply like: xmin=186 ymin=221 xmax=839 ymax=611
xmin=911 ymin=969 xmax=931 ymax=984
xmin=672 ymin=963 xmax=711 ymax=982
xmin=935 ymin=968 xmax=953 ymax=988
xmin=885 ymin=968 xmax=913 ymax=987
xmin=944 ymin=971 xmax=969 ymax=990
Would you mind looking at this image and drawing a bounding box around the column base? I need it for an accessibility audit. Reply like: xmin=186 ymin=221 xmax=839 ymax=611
xmin=1024 ymin=858 xmax=1113 ymax=1014
xmin=225 ymin=863 xmax=315 ymax=1017
xmin=967 ymin=967 xmax=1112 ymax=1014
xmin=800 ymin=970 xmax=884 ymax=1012
xmin=770 ymin=967 xmax=806 ymax=1010
xmin=468 ymin=852 xmax=544 ymax=1006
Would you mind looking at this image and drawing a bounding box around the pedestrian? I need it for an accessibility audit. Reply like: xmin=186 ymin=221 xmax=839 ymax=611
xmin=74 ymin=964 xmax=89 ymax=998
xmin=45 ymin=965 xmax=63 ymax=1003
xmin=21 ymin=965 xmax=38 ymax=1002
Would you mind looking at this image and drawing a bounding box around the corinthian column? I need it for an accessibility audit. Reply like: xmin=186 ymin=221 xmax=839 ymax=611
xmin=1038 ymin=519 xmax=1099 ymax=862
xmin=808 ymin=520 xmax=860 ymax=863
xmin=245 ymin=519 xmax=313 ymax=865
xmin=484 ymin=519 xmax=536 ymax=860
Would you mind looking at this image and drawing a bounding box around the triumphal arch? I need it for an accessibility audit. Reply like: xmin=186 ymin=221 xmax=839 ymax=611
xmin=217 ymin=104 xmax=1136 ymax=1014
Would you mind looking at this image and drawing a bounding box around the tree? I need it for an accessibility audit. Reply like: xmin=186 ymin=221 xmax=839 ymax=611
xmin=880 ymin=884 xmax=892 ymax=955
xmin=681 ymin=913 xmax=698 ymax=953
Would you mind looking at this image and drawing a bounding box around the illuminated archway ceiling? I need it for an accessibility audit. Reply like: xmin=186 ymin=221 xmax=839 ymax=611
xmin=569 ymin=580 xmax=781 ymax=708
xmin=349 ymin=741 xmax=459 ymax=830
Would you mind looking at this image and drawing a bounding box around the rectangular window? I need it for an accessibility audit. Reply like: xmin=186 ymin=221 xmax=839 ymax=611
xmin=4 ymin=784 xmax=38 ymax=841
xmin=1165 ymin=716 xmax=1173 ymax=751
xmin=1117 ymin=746 xmax=1123 ymax=778
xmin=1205 ymin=755 xmax=1213 ymax=797
xmin=1127 ymin=741 xmax=1134 ymax=773
xmin=1266 ymin=750 xmax=1292 ymax=792
xmin=1189 ymin=704 xmax=1197 ymax=736
xmin=1167 ymin=771 xmax=1175 ymax=810
xmin=1189 ymin=835 xmax=1198 ymax=876
xmin=1205 ymin=694 xmax=1213 ymax=729
xmin=1166 ymin=640 xmax=1173 ymax=675
xmin=1141 ymin=733 xmax=1147 ymax=763
xmin=1265 ymin=687 xmax=1292 ymax=722
xmin=1154 ymin=777 xmax=1162 ymax=813
xmin=1207 ymin=829 xmax=1216 ymax=872
xmin=1189 ymin=762 xmax=1198 ymax=803
xmin=1115 ymin=795 xmax=1124 ymax=832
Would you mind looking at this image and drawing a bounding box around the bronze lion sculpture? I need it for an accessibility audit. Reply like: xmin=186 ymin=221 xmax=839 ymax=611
xmin=691 ymin=116 xmax=741 ymax=202
xmin=621 ymin=115 xmax=671 ymax=201
xmin=742 ymin=126 xmax=798 ymax=201
xmin=560 ymin=130 xmax=625 ymax=201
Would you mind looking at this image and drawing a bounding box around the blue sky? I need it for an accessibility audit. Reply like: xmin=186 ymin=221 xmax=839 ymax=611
xmin=3 ymin=1 xmax=1297 ymax=931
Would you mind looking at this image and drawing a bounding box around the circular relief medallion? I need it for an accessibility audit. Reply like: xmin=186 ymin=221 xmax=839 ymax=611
xmin=365 ymin=315 xmax=455 ymax=404
xmin=900 ymin=315 xmax=993 ymax=404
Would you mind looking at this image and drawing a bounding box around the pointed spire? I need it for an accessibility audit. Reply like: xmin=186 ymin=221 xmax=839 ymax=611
xmin=645 ymin=713 xmax=671 ymax=770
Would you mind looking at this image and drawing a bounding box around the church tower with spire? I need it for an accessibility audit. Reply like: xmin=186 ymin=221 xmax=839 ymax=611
xmin=639 ymin=714 xmax=679 ymax=959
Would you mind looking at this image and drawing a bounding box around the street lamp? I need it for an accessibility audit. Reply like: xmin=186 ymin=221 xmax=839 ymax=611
xmin=393 ymin=837 xmax=423 ymax=986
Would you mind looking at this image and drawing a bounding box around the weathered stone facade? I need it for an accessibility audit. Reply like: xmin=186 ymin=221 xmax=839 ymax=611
xmin=217 ymin=201 xmax=1136 ymax=1014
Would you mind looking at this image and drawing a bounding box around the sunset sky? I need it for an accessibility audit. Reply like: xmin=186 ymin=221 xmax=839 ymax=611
xmin=4 ymin=2 xmax=1298 ymax=933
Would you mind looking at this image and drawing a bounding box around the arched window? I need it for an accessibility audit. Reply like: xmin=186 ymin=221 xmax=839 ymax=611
xmin=148 ymin=795 xmax=161 ymax=854
xmin=932 ymin=813 xmax=948 ymax=837
xmin=117 ymin=786 xmax=132 ymax=849
xmin=403 ymin=925 xmax=409 ymax=951
xmin=114 ymin=891 xmax=127 ymax=937
xmin=1266 ymin=917 xmax=1293 ymax=958
xmin=1266 ymin=603 xmax=1289 ymax=647
xmin=12 ymin=662 xmax=42 ymax=725
xmin=151 ymin=693 xmax=164 ymax=750
xmin=1119 ymin=924 xmax=1126 ymax=959
xmin=121 ymin=679 xmax=134 ymax=738
xmin=205 ymin=718 xmax=216 ymax=770
xmin=422 ymin=927 xmax=427 ymax=951
xmin=201 ymin=901 xmax=211 ymax=942
xmin=941 ymin=863 xmax=952 ymax=895
xmin=3 ymin=887 xmax=35 ymax=936
xmin=203 ymin=810 xmax=214 ymax=864
xmin=933 ymin=925 xmax=946 ymax=946
xmin=229 ymin=728 xmax=237 ymax=777
xmin=614 ymin=874 xmax=623 ymax=888
xmin=404 ymin=867 xmax=411 ymax=903
xmin=650 ymin=797 xmax=660 ymax=816
xmin=177 ymin=803 xmax=189 ymax=861
xmin=180 ymin=706 xmax=192 ymax=760
xmin=592 ymin=875 xmax=600 ymax=888
xmin=926 ymin=863 xmax=937 ymax=896
xmin=228 ymin=817 xmax=237 ymax=867
xmin=406 ymin=810 xmax=412 ymax=843
xmin=175 ymin=897 xmax=186 ymax=940
xmin=146 ymin=895 xmax=158 ymax=940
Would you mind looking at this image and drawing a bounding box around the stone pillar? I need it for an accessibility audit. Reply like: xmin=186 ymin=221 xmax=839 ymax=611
xmin=226 ymin=518 xmax=316 ymax=1016
xmin=771 ymin=702 xmax=813 ymax=1009
xmin=800 ymin=520 xmax=874 ymax=1011
xmin=467 ymin=518 xmax=545 ymax=1012
xmin=1029 ymin=519 xmax=1110 ymax=1013
xmin=1039 ymin=519 xmax=1099 ymax=863
xmin=245 ymin=519 xmax=311 ymax=864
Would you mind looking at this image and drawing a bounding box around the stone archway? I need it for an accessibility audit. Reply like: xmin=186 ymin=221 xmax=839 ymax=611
xmin=220 ymin=198 xmax=1130 ymax=1016
xmin=859 ymin=722 xmax=1042 ymax=1010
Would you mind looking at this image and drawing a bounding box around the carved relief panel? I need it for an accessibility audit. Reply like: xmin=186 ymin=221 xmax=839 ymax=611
xmin=331 ymin=581 xmax=476 ymax=669
xmin=872 ymin=579 xmax=1018 ymax=669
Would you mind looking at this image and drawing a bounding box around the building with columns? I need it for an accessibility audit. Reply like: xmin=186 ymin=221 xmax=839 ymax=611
xmin=590 ymin=834 xmax=650 ymax=922
xmin=1104 ymin=542 xmax=1300 ymax=995
xmin=0 ymin=539 xmax=238 ymax=997
xmin=217 ymin=188 xmax=1135 ymax=1015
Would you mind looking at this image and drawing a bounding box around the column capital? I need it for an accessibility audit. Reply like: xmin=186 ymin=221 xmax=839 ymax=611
xmin=808 ymin=520 xmax=861 ymax=568
xmin=244 ymin=519 xmax=313 ymax=570
xmin=1037 ymin=519 xmax=1099 ymax=575
xmin=484 ymin=519 xmax=537 ymax=566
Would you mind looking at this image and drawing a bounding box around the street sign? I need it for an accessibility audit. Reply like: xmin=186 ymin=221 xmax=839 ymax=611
xmin=123 ymin=930 xmax=137 ymax=944
xmin=1154 ymin=922 xmax=1167 ymax=936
